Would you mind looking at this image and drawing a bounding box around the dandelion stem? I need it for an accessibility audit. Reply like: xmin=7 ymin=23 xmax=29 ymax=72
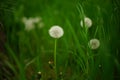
xmin=54 ymin=39 xmax=57 ymax=78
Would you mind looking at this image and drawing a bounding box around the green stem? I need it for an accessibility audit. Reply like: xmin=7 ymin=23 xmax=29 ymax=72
xmin=54 ymin=39 xmax=57 ymax=79
xmin=86 ymin=52 xmax=89 ymax=74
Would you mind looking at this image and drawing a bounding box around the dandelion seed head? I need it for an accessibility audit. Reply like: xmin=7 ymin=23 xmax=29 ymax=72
xmin=80 ymin=17 xmax=92 ymax=28
xmin=22 ymin=16 xmax=44 ymax=31
xmin=49 ymin=26 xmax=64 ymax=39
xmin=24 ymin=19 xmax=35 ymax=31
xmin=89 ymin=39 xmax=100 ymax=49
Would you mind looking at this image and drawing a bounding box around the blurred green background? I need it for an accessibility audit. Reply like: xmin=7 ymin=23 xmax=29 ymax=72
xmin=0 ymin=0 xmax=120 ymax=80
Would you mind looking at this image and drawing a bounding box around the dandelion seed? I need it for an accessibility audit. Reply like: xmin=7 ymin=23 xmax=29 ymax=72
xmin=80 ymin=17 xmax=92 ymax=28
xmin=89 ymin=38 xmax=100 ymax=49
xmin=49 ymin=25 xmax=64 ymax=39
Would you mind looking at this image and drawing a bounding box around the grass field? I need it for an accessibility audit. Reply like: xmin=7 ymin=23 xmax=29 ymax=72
xmin=0 ymin=0 xmax=120 ymax=80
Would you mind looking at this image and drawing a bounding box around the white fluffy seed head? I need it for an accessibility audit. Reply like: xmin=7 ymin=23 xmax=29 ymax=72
xmin=24 ymin=18 xmax=35 ymax=31
xmin=89 ymin=39 xmax=100 ymax=49
xmin=49 ymin=26 xmax=64 ymax=39
xmin=22 ymin=17 xmax=44 ymax=31
xmin=80 ymin=17 xmax=92 ymax=28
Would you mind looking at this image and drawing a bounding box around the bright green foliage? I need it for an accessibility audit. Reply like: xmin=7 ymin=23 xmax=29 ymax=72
xmin=0 ymin=0 xmax=120 ymax=80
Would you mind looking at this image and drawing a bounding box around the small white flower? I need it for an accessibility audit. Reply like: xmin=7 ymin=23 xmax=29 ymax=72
xmin=80 ymin=17 xmax=92 ymax=28
xmin=88 ymin=39 xmax=100 ymax=49
xmin=49 ymin=26 xmax=64 ymax=39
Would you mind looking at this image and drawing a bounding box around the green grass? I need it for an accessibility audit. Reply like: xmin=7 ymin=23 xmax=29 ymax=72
xmin=0 ymin=0 xmax=120 ymax=80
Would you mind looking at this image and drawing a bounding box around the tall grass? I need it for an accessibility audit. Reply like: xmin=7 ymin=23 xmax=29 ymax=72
xmin=0 ymin=0 xmax=120 ymax=80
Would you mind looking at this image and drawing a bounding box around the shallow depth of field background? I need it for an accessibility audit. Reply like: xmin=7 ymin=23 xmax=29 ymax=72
xmin=0 ymin=0 xmax=120 ymax=80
